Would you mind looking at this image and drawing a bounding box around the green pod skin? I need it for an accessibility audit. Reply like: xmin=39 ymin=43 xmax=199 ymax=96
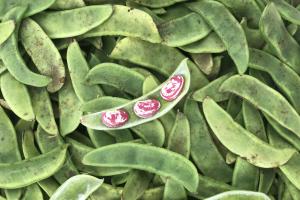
xmin=35 ymin=126 xmax=78 ymax=184
xmin=0 ymin=145 xmax=68 ymax=189
xmin=33 ymin=5 xmax=113 ymax=39
xmin=186 ymin=0 xmax=249 ymax=74
xmin=22 ymin=184 xmax=43 ymax=200
xmin=22 ymin=130 xmax=59 ymax=197
xmin=1 ymin=72 xmax=34 ymax=121
xmin=68 ymin=131 xmax=94 ymax=147
xmin=0 ymin=7 xmax=51 ymax=87
xmin=226 ymin=94 xmax=243 ymax=118
xmin=240 ymin=18 xmax=265 ymax=49
xmin=58 ymin=75 xmax=82 ymax=136
xmin=20 ymin=18 xmax=65 ymax=93
xmin=192 ymin=72 xmax=234 ymax=102
xmin=203 ymin=97 xmax=296 ymax=168
xmin=50 ymin=0 xmax=85 ymax=9
xmin=85 ymin=63 xmax=145 ymax=97
xmin=30 ymin=87 xmax=58 ymax=135
xmin=183 ymin=99 xmax=232 ymax=182
xmin=0 ymin=20 xmax=15 ymax=45
xmin=180 ymin=32 xmax=226 ymax=54
xmin=83 ymin=143 xmax=199 ymax=192
xmin=130 ymin=0 xmax=187 ymax=8
xmin=143 ymin=75 xmax=160 ymax=94
xmin=0 ymin=0 xmax=55 ymax=19
xmin=83 ymin=5 xmax=161 ymax=43
xmin=279 ymin=172 xmax=300 ymax=200
xmin=110 ymin=37 xmax=209 ymax=90
xmin=49 ymin=175 xmax=103 ymax=200
xmin=122 ymin=170 xmax=153 ymax=200
xmin=158 ymin=12 xmax=211 ymax=47
xmin=66 ymin=137 xmax=129 ymax=176
xmin=249 ymin=48 xmax=300 ymax=114
xmin=89 ymin=183 xmax=122 ymax=200
xmin=271 ymin=0 xmax=300 ymax=25
xmin=111 ymin=173 xmax=128 ymax=186
xmin=87 ymin=129 xmax=116 ymax=148
xmin=191 ymin=53 xmax=213 ymax=75
xmin=81 ymin=59 xmax=190 ymax=131
xmin=67 ymin=40 xmax=103 ymax=103
xmin=260 ymin=3 xmax=300 ymax=74
xmin=205 ymin=190 xmax=271 ymax=200
xmin=258 ymin=169 xmax=275 ymax=194
xmin=163 ymin=179 xmax=187 ymax=200
xmin=220 ymin=75 xmax=300 ymax=138
xmin=140 ymin=187 xmax=164 ymax=200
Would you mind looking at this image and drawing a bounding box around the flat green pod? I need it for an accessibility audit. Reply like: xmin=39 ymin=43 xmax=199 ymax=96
xmin=191 ymin=53 xmax=213 ymax=75
xmin=83 ymin=143 xmax=199 ymax=192
xmin=49 ymin=175 xmax=103 ymax=200
xmin=22 ymin=184 xmax=43 ymax=200
xmin=85 ymin=63 xmax=145 ymax=97
xmin=20 ymin=18 xmax=65 ymax=93
xmin=271 ymin=0 xmax=300 ymax=25
xmin=186 ymin=0 xmax=249 ymax=74
xmin=260 ymin=3 xmax=300 ymax=74
xmin=83 ymin=5 xmax=161 ymax=43
xmin=205 ymin=190 xmax=271 ymax=200
xmin=50 ymin=0 xmax=85 ymax=9
xmin=180 ymin=32 xmax=226 ymax=54
xmin=58 ymin=75 xmax=82 ymax=136
xmin=279 ymin=172 xmax=300 ymax=200
xmin=143 ymin=75 xmax=160 ymax=94
xmin=90 ymin=183 xmax=122 ymax=200
xmin=81 ymin=59 xmax=190 ymax=131
xmin=111 ymin=173 xmax=128 ymax=186
xmin=203 ymin=97 xmax=296 ymax=168
xmin=0 ymin=7 xmax=51 ymax=87
xmin=183 ymin=99 xmax=233 ymax=182
xmin=140 ymin=187 xmax=164 ymax=200
xmin=33 ymin=5 xmax=113 ymax=39
xmin=0 ymin=20 xmax=15 ymax=46
xmin=67 ymin=40 xmax=103 ymax=102
xmin=87 ymin=129 xmax=116 ymax=148
xmin=226 ymin=94 xmax=243 ymax=118
xmin=0 ymin=0 xmax=55 ymax=19
xmin=240 ymin=18 xmax=265 ymax=49
xmin=192 ymin=72 xmax=234 ymax=102
xmin=66 ymin=137 xmax=129 ymax=176
xmin=249 ymin=48 xmax=300 ymax=113
xmin=81 ymin=96 xmax=129 ymax=113
xmin=220 ymin=75 xmax=300 ymax=138
xmin=110 ymin=37 xmax=208 ymax=90
xmin=0 ymin=145 xmax=68 ymax=189
xmin=129 ymin=0 xmax=187 ymax=8
xmin=1 ymin=72 xmax=34 ymax=121
xmin=163 ymin=179 xmax=187 ymax=200
xmin=158 ymin=12 xmax=211 ymax=47
xmin=30 ymin=87 xmax=58 ymax=135
xmin=258 ymin=169 xmax=275 ymax=193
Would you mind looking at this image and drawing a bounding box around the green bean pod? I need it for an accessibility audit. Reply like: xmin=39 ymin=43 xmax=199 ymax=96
xmin=205 ymin=190 xmax=271 ymax=200
xmin=22 ymin=184 xmax=43 ymax=200
xmin=0 ymin=20 xmax=15 ymax=45
xmin=130 ymin=0 xmax=187 ymax=8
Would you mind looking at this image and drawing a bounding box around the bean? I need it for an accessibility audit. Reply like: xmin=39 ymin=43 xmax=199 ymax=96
xmin=279 ymin=172 xmax=300 ymax=200
xmin=83 ymin=143 xmax=199 ymax=192
xmin=205 ymin=190 xmax=271 ymax=200
xmin=158 ymin=12 xmax=211 ymax=47
xmin=220 ymin=75 xmax=300 ymax=138
xmin=186 ymin=0 xmax=249 ymax=74
xmin=33 ymin=5 xmax=113 ymax=38
xmin=83 ymin=5 xmax=161 ymax=43
xmin=203 ymin=97 xmax=295 ymax=168
xmin=0 ymin=145 xmax=68 ymax=189
xmin=1 ymin=72 xmax=34 ymax=121
xmin=20 ymin=18 xmax=65 ymax=93
xmin=85 ymin=63 xmax=145 ymax=97
xmin=49 ymin=175 xmax=103 ymax=200
xmin=67 ymin=40 xmax=103 ymax=102
xmin=22 ymin=184 xmax=43 ymax=200
xmin=50 ymin=0 xmax=85 ymax=10
xmin=130 ymin=0 xmax=187 ymax=8
xmin=80 ymin=59 xmax=190 ymax=130
xmin=163 ymin=179 xmax=187 ymax=200
xmin=240 ymin=18 xmax=265 ymax=49
xmin=0 ymin=7 xmax=52 ymax=87
xmin=89 ymin=183 xmax=122 ymax=200
xmin=271 ymin=0 xmax=300 ymax=25
xmin=260 ymin=3 xmax=300 ymax=74
xmin=0 ymin=20 xmax=15 ymax=45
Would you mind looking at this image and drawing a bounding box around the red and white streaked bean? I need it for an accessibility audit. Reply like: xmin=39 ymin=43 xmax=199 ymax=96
xmin=160 ymin=75 xmax=185 ymax=101
xmin=101 ymin=109 xmax=129 ymax=128
xmin=134 ymin=99 xmax=161 ymax=118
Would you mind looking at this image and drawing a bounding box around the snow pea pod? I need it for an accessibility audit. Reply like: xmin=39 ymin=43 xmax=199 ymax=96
xmin=30 ymin=87 xmax=58 ymax=135
xmin=67 ymin=40 xmax=103 ymax=102
xmin=0 ymin=7 xmax=51 ymax=87
xmin=83 ymin=143 xmax=199 ymax=192
xmin=0 ymin=20 xmax=15 ymax=45
xmin=130 ymin=0 xmax=187 ymax=8
xmin=80 ymin=59 xmax=190 ymax=130
xmin=33 ymin=5 xmax=113 ymax=38
xmin=49 ymin=175 xmax=103 ymax=200
xmin=0 ymin=145 xmax=68 ymax=189
xmin=249 ymin=48 xmax=300 ymax=113
xmin=180 ymin=32 xmax=225 ymax=54
xmin=186 ymin=0 xmax=249 ymax=74
xmin=206 ymin=190 xmax=271 ymax=200
xmin=158 ymin=12 xmax=211 ymax=47
xmin=22 ymin=184 xmax=43 ymax=200
xmin=183 ymin=98 xmax=233 ymax=182
xmin=1 ymin=72 xmax=34 ymax=121
xmin=260 ymin=3 xmax=300 ymax=74
xmin=20 ymin=18 xmax=65 ymax=93
xmin=85 ymin=63 xmax=145 ymax=97
xmin=220 ymin=75 xmax=300 ymax=138
xmin=203 ymin=97 xmax=295 ymax=168
xmin=83 ymin=5 xmax=161 ymax=43
xmin=271 ymin=0 xmax=300 ymax=25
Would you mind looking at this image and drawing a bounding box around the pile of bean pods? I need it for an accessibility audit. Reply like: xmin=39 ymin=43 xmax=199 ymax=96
xmin=1 ymin=0 xmax=300 ymax=199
